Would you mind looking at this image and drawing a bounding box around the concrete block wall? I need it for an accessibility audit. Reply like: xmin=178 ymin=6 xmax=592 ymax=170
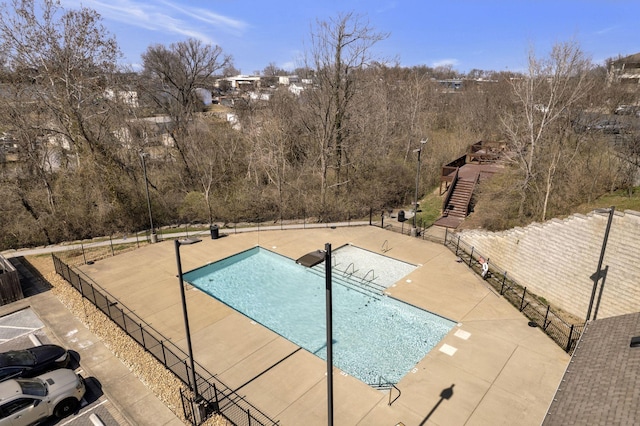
xmin=457 ymin=210 xmax=640 ymax=320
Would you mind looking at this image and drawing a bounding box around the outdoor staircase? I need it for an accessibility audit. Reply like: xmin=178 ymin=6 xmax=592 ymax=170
xmin=443 ymin=178 xmax=475 ymax=219
xmin=434 ymin=172 xmax=479 ymax=228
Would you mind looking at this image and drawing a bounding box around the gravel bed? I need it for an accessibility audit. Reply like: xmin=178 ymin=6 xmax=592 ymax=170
xmin=29 ymin=256 xmax=229 ymax=426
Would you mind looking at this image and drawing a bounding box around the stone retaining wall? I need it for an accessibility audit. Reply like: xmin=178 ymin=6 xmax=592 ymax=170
xmin=457 ymin=209 xmax=640 ymax=320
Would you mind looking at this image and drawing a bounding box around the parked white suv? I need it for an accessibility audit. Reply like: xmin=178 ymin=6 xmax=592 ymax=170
xmin=0 ymin=368 xmax=85 ymax=425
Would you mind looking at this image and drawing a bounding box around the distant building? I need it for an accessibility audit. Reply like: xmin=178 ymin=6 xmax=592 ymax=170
xmin=104 ymin=89 xmax=139 ymax=107
xmin=248 ymin=91 xmax=271 ymax=101
xmin=608 ymin=52 xmax=640 ymax=86
xmin=217 ymin=75 xmax=261 ymax=90
xmin=278 ymin=75 xmax=299 ymax=85
xmin=437 ymin=79 xmax=463 ymax=91
xmin=288 ymin=84 xmax=304 ymax=96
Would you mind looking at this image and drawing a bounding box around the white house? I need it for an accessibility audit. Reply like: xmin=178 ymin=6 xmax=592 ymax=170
xmin=278 ymin=75 xmax=299 ymax=85
xmin=288 ymin=84 xmax=304 ymax=96
xmin=104 ymin=89 xmax=139 ymax=107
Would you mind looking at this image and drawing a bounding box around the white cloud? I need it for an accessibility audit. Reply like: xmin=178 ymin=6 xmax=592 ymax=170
xmin=60 ymin=0 xmax=247 ymax=43
xmin=595 ymin=25 xmax=618 ymax=36
xmin=160 ymin=1 xmax=248 ymax=34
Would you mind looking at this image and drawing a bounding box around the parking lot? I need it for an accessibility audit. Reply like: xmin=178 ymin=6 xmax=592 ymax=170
xmin=0 ymin=306 xmax=128 ymax=426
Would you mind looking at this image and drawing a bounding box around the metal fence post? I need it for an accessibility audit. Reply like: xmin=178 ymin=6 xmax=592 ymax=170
xmin=500 ymin=272 xmax=508 ymax=295
xmin=80 ymin=241 xmax=87 ymax=264
xmin=121 ymin=308 xmax=128 ymax=333
xmin=160 ymin=341 xmax=167 ymax=366
xmin=213 ymin=383 xmax=219 ymax=411
xmin=140 ymin=323 xmax=146 ymax=347
xmin=520 ymin=287 xmax=527 ymax=311
xmin=566 ymin=324 xmax=575 ymax=353
xmin=468 ymin=247 xmax=475 ymax=267
xmin=543 ymin=305 xmax=550 ymax=329
xmin=456 ymin=235 xmax=460 ymax=256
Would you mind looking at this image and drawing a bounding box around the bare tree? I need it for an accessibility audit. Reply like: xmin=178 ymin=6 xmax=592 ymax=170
xmin=141 ymin=38 xmax=231 ymax=184
xmin=502 ymin=41 xmax=595 ymax=221
xmin=0 ymin=0 xmax=131 ymax=244
xmin=223 ymin=63 xmax=241 ymax=77
xmin=300 ymin=12 xmax=388 ymax=209
xmin=263 ymin=62 xmax=288 ymax=76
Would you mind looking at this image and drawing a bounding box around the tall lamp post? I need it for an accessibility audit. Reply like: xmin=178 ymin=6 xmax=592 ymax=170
xmin=297 ymin=244 xmax=334 ymax=425
xmin=140 ymin=151 xmax=157 ymax=243
xmin=412 ymin=138 xmax=428 ymax=236
xmin=175 ymin=237 xmax=202 ymax=399
xmin=586 ymin=206 xmax=615 ymax=322
xmin=324 ymin=243 xmax=333 ymax=426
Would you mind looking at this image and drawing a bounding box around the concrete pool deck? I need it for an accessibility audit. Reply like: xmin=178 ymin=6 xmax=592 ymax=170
xmin=77 ymin=226 xmax=569 ymax=425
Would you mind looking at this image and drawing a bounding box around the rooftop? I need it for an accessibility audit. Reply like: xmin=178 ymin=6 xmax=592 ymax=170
xmin=543 ymin=312 xmax=640 ymax=425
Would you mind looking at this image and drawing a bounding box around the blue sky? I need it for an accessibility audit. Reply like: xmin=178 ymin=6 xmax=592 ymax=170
xmin=60 ymin=0 xmax=640 ymax=74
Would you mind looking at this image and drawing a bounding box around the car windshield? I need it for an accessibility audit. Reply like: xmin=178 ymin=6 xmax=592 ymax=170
xmin=0 ymin=351 xmax=35 ymax=366
xmin=16 ymin=378 xmax=47 ymax=397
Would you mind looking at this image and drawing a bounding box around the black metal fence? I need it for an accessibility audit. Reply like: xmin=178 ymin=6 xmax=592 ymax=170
xmin=52 ymin=254 xmax=278 ymax=426
xmin=443 ymin=232 xmax=585 ymax=354
xmin=374 ymin=210 xmax=444 ymax=244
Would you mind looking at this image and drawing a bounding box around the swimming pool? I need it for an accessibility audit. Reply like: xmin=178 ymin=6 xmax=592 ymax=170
xmin=184 ymin=246 xmax=455 ymax=385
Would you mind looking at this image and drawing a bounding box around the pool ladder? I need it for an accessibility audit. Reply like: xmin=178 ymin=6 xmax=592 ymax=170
xmin=362 ymin=268 xmax=376 ymax=282
xmin=311 ymin=265 xmax=380 ymax=300
xmin=343 ymin=262 xmax=357 ymax=277
xmin=370 ymin=376 xmax=401 ymax=405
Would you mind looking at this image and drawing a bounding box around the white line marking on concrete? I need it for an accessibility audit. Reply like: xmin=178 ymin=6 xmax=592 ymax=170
xmin=58 ymin=400 xmax=108 ymax=426
xmin=0 ymin=325 xmax=42 ymax=330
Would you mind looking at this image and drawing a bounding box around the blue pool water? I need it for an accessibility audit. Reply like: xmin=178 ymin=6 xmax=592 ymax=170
xmin=184 ymin=247 xmax=455 ymax=385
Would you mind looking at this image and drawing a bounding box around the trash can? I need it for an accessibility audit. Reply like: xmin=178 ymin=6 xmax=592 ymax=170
xmin=210 ymin=224 xmax=219 ymax=239
xmin=397 ymin=210 xmax=405 ymax=222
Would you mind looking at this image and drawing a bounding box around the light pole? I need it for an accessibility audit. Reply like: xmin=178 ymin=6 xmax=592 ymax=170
xmin=297 ymin=244 xmax=334 ymax=425
xmin=140 ymin=151 xmax=157 ymax=243
xmin=324 ymin=243 xmax=333 ymax=426
xmin=175 ymin=237 xmax=202 ymax=398
xmin=412 ymin=138 xmax=428 ymax=236
xmin=586 ymin=206 xmax=615 ymax=322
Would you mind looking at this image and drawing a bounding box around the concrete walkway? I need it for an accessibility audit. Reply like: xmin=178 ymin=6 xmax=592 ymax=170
xmin=75 ymin=226 xmax=569 ymax=425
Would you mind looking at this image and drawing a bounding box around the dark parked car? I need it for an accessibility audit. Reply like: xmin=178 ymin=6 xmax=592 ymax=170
xmin=0 ymin=345 xmax=69 ymax=382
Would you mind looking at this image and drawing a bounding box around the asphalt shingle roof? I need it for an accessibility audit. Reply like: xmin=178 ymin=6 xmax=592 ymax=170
xmin=543 ymin=312 xmax=640 ymax=425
